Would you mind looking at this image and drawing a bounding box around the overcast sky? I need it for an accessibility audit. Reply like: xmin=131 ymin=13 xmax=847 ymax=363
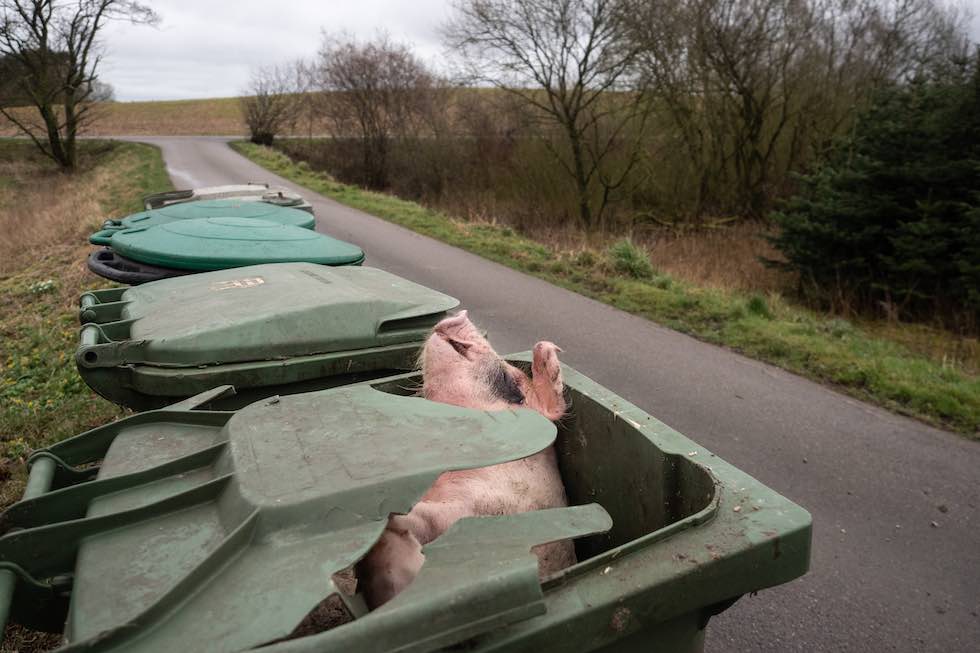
xmin=100 ymin=0 xmax=453 ymax=101
xmin=101 ymin=0 xmax=980 ymax=102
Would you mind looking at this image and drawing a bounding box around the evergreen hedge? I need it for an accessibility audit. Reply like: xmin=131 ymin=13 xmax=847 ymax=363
xmin=769 ymin=54 xmax=980 ymax=329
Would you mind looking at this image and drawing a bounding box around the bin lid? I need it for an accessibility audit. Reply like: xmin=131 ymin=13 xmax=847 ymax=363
xmin=144 ymin=184 xmax=308 ymax=210
xmin=92 ymin=201 xmax=316 ymax=245
xmin=0 ymin=384 xmax=609 ymax=652
xmin=126 ymin=200 xmax=315 ymax=229
xmin=77 ymin=263 xmax=459 ymax=368
xmin=109 ymin=218 xmax=364 ymax=271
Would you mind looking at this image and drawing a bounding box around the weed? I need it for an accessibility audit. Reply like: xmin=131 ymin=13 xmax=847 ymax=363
xmin=27 ymin=279 xmax=57 ymax=295
xmin=608 ymin=239 xmax=655 ymax=279
xmin=746 ymin=294 xmax=773 ymax=319
xmin=652 ymin=274 xmax=673 ymax=290
xmin=822 ymin=318 xmax=854 ymax=339
xmin=574 ymin=250 xmax=597 ymax=268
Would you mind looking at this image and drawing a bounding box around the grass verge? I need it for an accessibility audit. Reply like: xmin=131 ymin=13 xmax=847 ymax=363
xmin=232 ymin=140 xmax=979 ymax=437
xmin=0 ymin=139 xmax=172 ymax=508
xmin=0 ymin=138 xmax=170 ymax=651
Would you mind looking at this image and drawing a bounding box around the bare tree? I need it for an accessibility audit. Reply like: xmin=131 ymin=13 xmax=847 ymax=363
xmin=316 ymin=33 xmax=436 ymax=189
xmin=240 ymin=63 xmax=301 ymax=146
xmin=291 ymin=58 xmax=320 ymax=144
xmin=624 ymin=0 xmax=968 ymax=219
xmin=443 ymin=0 xmax=648 ymax=230
xmin=0 ymin=0 xmax=157 ymax=170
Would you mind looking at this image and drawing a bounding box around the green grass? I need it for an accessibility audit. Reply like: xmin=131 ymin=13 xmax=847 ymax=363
xmin=232 ymin=140 xmax=980 ymax=437
xmin=0 ymin=140 xmax=173 ymax=511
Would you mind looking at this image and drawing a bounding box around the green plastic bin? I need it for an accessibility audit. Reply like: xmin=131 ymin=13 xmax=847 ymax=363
xmin=0 ymin=358 xmax=812 ymax=652
xmin=76 ymin=263 xmax=459 ymax=409
xmin=104 ymin=217 xmax=364 ymax=272
xmin=143 ymin=183 xmax=313 ymax=213
xmin=91 ymin=200 xmax=316 ymax=246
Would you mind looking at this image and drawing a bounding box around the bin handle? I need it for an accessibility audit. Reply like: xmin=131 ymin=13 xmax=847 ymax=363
xmin=0 ymin=455 xmax=58 ymax=637
xmin=89 ymin=228 xmax=120 ymax=246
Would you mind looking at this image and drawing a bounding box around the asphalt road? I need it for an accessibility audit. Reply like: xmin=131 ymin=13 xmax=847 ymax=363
xmin=130 ymin=136 xmax=979 ymax=652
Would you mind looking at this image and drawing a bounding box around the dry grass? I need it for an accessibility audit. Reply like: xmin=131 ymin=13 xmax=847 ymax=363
xmin=0 ymin=628 xmax=60 ymax=653
xmin=0 ymin=146 xmax=110 ymax=272
xmin=643 ymin=224 xmax=787 ymax=293
xmin=0 ymin=97 xmax=247 ymax=137
xmin=0 ymin=97 xmax=340 ymax=137
xmin=501 ymin=220 xmax=788 ymax=295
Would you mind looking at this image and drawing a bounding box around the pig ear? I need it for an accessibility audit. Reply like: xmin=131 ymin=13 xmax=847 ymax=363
xmin=434 ymin=310 xmax=470 ymax=334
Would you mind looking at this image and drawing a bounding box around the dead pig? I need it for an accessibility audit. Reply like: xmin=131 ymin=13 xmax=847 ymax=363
xmin=357 ymin=310 xmax=575 ymax=608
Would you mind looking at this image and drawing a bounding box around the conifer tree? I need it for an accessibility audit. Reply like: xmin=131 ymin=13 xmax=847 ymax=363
xmin=769 ymin=52 xmax=980 ymax=327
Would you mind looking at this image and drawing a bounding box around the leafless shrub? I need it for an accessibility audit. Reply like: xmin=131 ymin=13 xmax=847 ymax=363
xmin=240 ymin=63 xmax=302 ymax=146
xmin=443 ymin=0 xmax=649 ymax=230
xmin=315 ymin=33 xmax=438 ymax=189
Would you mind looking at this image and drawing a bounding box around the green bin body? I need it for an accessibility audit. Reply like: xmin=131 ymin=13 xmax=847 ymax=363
xmin=76 ymin=263 xmax=458 ymax=409
xmin=0 ymin=357 xmax=811 ymax=652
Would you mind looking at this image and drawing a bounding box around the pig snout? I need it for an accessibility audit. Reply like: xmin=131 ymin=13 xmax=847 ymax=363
xmin=357 ymin=312 xmax=575 ymax=610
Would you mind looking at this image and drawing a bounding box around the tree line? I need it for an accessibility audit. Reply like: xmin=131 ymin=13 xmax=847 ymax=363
xmin=244 ymin=0 xmax=970 ymax=228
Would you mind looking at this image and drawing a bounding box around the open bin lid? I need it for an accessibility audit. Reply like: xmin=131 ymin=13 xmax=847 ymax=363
xmin=91 ymin=200 xmax=316 ymax=245
xmin=0 ymin=384 xmax=611 ymax=652
xmin=105 ymin=218 xmax=363 ymax=271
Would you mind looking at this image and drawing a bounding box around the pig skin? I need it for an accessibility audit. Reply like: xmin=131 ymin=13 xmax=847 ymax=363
xmin=357 ymin=310 xmax=575 ymax=608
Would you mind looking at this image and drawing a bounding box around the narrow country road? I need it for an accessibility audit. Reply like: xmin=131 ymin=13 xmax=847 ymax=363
xmin=128 ymin=136 xmax=979 ymax=652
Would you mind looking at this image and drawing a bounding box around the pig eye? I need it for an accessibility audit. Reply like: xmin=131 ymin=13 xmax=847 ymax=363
xmin=447 ymin=338 xmax=471 ymax=357
xmin=486 ymin=364 xmax=526 ymax=405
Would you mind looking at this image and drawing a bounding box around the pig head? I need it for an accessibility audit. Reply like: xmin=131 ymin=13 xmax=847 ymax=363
xmin=356 ymin=311 xmax=574 ymax=608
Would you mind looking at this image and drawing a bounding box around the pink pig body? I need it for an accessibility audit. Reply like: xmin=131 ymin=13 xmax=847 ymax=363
xmin=357 ymin=311 xmax=574 ymax=608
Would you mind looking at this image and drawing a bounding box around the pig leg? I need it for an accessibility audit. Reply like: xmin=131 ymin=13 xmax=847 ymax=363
xmin=527 ymin=341 xmax=566 ymax=421
xmin=357 ymin=518 xmax=425 ymax=609
xmin=358 ymin=499 xmax=473 ymax=608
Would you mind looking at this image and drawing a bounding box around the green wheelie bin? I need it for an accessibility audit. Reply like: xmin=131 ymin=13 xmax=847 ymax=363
xmin=76 ymin=263 xmax=458 ymax=409
xmin=0 ymin=357 xmax=811 ymax=652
